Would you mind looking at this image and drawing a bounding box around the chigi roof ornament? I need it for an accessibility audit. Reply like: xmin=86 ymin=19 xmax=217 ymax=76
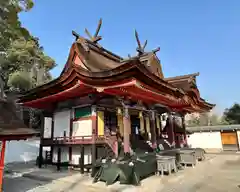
xmin=72 ymin=18 xmax=103 ymax=44
xmin=135 ymin=30 xmax=148 ymax=56
xmin=84 ymin=18 xmax=102 ymax=43
xmin=134 ymin=30 xmax=160 ymax=56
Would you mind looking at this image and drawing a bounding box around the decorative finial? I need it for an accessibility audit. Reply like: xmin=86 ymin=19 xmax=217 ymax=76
xmin=72 ymin=30 xmax=80 ymax=41
xmin=85 ymin=18 xmax=103 ymax=43
xmin=152 ymin=47 xmax=160 ymax=54
xmin=135 ymin=30 xmax=147 ymax=55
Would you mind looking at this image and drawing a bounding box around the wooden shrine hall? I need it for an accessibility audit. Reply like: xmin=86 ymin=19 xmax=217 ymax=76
xmin=18 ymin=19 xmax=215 ymax=171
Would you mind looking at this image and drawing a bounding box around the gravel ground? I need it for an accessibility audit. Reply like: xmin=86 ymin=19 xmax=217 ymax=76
xmin=3 ymin=154 xmax=240 ymax=192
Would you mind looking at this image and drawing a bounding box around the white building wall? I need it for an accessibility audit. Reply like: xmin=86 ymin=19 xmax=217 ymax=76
xmin=43 ymin=117 xmax=52 ymax=138
xmin=71 ymin=146 xmax=92 ymax=165
xmin=53 ymin=110 xmax=71 ymax=137
xmin=72 ymin=119 xmax=92 ymax=138
xmin=237 ymin=131 xmax=240 ymax=148
xmin=52 ymin=146 xmax=69 ymax=163
xmin=5 ymin=138 xmax=49 ymax=164
xmin=187 ymin=131 xmax=223 ymax=150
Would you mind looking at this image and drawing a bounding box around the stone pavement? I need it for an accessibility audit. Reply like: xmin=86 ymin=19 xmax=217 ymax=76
xmin=3 ymin=154 xmax=240 ymax=192
xmin=157 ymin=154 xmax=240 ymax=192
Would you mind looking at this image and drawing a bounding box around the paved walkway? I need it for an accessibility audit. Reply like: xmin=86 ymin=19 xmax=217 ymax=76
xmin=3 ymin=154 xmax=240 ymax=192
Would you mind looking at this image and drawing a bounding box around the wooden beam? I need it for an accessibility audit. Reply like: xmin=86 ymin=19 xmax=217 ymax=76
xmin=91 ymin=105 xmax=97 ymax=176
xmin=123 ymin=107 xmax=130 ymax=154
xmin=80 ymin=145 xmax=84 ymax=174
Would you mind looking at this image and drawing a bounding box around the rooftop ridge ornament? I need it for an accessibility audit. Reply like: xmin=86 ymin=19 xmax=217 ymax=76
xmin=72 ymin=18 xmax=103 ymax=44
xmin=134 ymin=30 xmax=160 ymax=56
xmin=85 ymin=18 xmax=103 ymax=43
xmin=72 ymin=30 xmax=80 ymax=41
xmin=135 ymin=30 xmax=147 ymax=55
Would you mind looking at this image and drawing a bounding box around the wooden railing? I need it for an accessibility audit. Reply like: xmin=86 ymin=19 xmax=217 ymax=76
xmin=104 ymin=131 xmax=118 ymax=157
xmin=42 ymin=127 xmax=119 ymax=157
xmin=42 ymin=134 xmax=117 ymax=147
xmin=51 ymin=135 xmax=106 ymax=144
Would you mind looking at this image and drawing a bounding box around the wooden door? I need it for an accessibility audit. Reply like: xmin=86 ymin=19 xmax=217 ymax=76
xmin=221 ymin=131 xmax=238 ymax=151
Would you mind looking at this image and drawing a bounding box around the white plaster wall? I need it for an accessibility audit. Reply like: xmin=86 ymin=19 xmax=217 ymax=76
xmin=53 ymin=110 xmax=71 ymax=137
xmin=71 ymin=146 xmax=92 ymax=165
xmin=237 ymin=131 xmax=240 ymax=148
xmin=187 ymin=132 xmax=222 ymax=149
xmin=4 ymin=138 xmax=49 ymax=163
xmin=72 ymin=120 xmax=92 ymax=138
xmin=43 ymin=117 xmax=52 ymax=138
xmin=52 ymin=146 xmax=69 ymax=163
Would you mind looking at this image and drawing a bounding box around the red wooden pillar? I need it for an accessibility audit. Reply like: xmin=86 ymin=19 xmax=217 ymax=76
xmin=123 ymin=107 xmax=130 ymax=154
xmin=0 ymin=140 xmax=6 ymax=192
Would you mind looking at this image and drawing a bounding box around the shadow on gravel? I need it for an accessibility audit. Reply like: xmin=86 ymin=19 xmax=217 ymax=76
xmin=22 ymin=168 xmax=79 ymax=182
xmin=3 ymin=176 xmax=47 ymax=192
xmin=3 ymin=165 xmax=83 ymax=192
xmin=223 ymin=157 xmax=240 ymax=167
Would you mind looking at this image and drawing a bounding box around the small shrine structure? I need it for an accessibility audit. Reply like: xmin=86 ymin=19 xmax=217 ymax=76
xmin=0 ymin=75 xmax=38 ymax=191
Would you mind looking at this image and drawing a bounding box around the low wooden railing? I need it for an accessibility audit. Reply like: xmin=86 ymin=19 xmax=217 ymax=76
xmin=52 ymin=135 xmax=106 ymax=144
xmin=42 ymin=134 xmax=117 ymax=146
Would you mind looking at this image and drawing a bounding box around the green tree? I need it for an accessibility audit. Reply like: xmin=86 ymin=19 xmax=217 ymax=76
xmin=186 ymin=112 xmax=222 ymax=127
xmin=5 ymin=37 xmax=55 ymax=91
xmin=0 ymin=0 xmax=56 ymax=92
xmin=186 ymin=117 xmax=200 ymax=127
xmin=223 ymin=103 xmax=240 ymax=124
xmin=199 ymin=113 xmax=209 ymax=126
xmin=208 ymin=114 xmax=219 ymax=125
xmin=0 ymin=0 xmax=34 ymax=52
xmin=0 ymin=0 xmax=56 ymax=129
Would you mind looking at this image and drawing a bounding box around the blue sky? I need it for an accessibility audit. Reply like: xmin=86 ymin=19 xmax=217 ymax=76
xmin=19 ymin=0 xmax=240 ymax=113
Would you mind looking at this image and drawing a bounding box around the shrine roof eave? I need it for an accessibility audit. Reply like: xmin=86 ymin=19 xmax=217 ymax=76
xmin=165 ymin=72 xmax=200 ymax=82
xmin=21 ymin=81 xmax=95 ymax=108
xmin=101 ymin=83 xmax=188 ymax=108
xmin=21 ymin=78 xmax=186 ymax=109
xmin=0 ymin=128 xmax=39 ymax=140
xmin=186 ymin=103 xmax=215 ymax=113
xmin=199 ymin=101 xmax=215 ymax=111
xmin=0 ymin=133 xmax=38 ymax=140
xmin=19 ymin=59 xmax=186 ymax=103
xmin=173 ymin=98 xmax=215 ymax=113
